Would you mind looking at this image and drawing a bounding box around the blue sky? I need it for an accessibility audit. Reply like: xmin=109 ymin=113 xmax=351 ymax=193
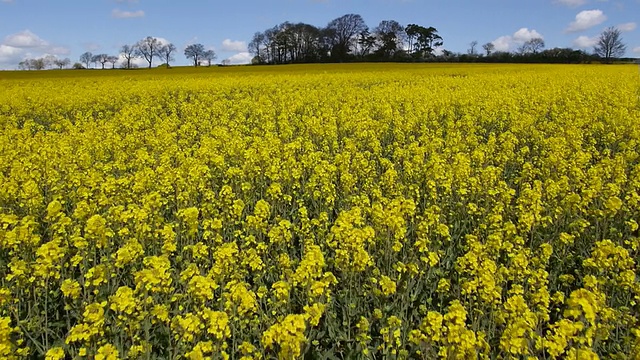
xmin=0 ymin=0 xmax=639 ymax=69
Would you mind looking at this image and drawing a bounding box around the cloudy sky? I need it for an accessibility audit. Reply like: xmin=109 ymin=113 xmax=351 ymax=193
xmin=1 ymin=0 xmax=639 ymax=69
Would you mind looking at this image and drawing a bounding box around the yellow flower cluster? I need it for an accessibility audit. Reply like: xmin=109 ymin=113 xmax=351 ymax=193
xmin=1 ymin=63 xmax=639 ymax=358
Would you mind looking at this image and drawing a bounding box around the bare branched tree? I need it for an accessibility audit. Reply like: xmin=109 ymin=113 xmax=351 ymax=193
xmin=80 ymin=52 xmax=93 ymax=68
xmin=135 ymin=36 xmax=160 ymax=68
xmin=468 ymin=40 xmax=478 ymax=55
xmin=158 ymin=43 xmax=177 ymax=67
xmin=53 ymin=58 xmax=71 ymax=69
xmin=120 ymin=44 xmax=137 ymax=69
xmin=594 ymin=27 xmax=626 ymax=63
xmin=482 ymin=42 xmax=495 ymax=56
xmin=518 ymin=38 xmax=545 ymax=54
xmin=93 ymin=54 xmax=109 ymax=69
xmin=325 ymin=14 xmax=367 ymax=61
xmin=249 ymin=32 xmax=266 ymax=63
xmin=202 ymin=50 xmax=217 ymax=66
xmin=107 ymin=56 xmax=119 ymax=69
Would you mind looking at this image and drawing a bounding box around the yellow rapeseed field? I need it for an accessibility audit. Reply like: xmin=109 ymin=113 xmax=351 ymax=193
xmin=1 ymin=63 xmax=640 ymax=359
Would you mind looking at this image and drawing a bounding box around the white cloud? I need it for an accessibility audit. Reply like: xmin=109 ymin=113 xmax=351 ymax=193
xmin=221 ymin=39 xmax=247 ymax=52
xmin=566 ymin=10 xmax=607 ymax=32
xmin=633 ymin=46 xmax=640 ymax=55
xmin=4 ymin=30 xmax=48 ymax=48
xmin=492 ymin=36 xmax=512 ymax=52
xmin=491 ymin=28 xmax=544 ymax=52
xmin=227 ymin=52 xmax=252 ymax=64
xmin=555 ymin=0 xmax=587 ymax=7
xmin=0 ymin=30 xmax=69 ymax=69
xmin=573 ymin=35 xmax=599 ymax=48
xmin=513 ymin=28 xmax=544 ymax=42
xmin=112 ymin=8 xmax=144 ymax=18
xmin=617 ymin=22 xmax=637 ymax=32
xmin=0 ymin=44 xmax=22 ymax=64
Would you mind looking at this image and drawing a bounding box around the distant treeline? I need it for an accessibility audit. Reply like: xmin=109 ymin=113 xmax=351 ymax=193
xmin=248 ymin=14 xmax=445 ymax=64
xmin=439 ymin=49 xmax=597 ymax=64
xmin=249 ymin=13 xmax=634 ymax=65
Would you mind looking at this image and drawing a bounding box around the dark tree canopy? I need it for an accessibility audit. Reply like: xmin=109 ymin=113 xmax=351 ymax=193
xmin=374 ymin=20 xmax=406 ymax=58
xmin=326 ymin=14 xmax=367 ymax=61
xmin=482 ymin=42 xmax=495 ymax=56
xmin=184 ymin=43 xmax=206 ymax=67
xmin=249 ymin=14 xmax=445 ymax=64
xmin=405 ymin=24 xmax=443 ymax=58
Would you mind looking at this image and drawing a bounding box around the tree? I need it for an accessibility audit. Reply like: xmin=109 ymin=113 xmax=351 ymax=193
xmin=53 ymin=58 xmax=71 ymax=69
xmin=482 ymin=42 xmax=495 ymax=56
xmin=107 ymin=56 xmax=119 ymax=69
xmin=43 ymin=55 xmax=57 ymax=69
xmin=405 ymin=24 xmax=443 ymax=58
xmin=249 ymin=32 xmax=266 ymax=64
xmin=468 ymin=41 xmax=478 ymax=55
xmin=594 ymin=27 xmax=626 ymax=63
xmin=158 ymin=43 xmax=176 ymax=67
xmin=120 ymin=44 xmax=137 ymax=69
xmin=202 ymin=50 xmax=216 ymax=66
xmin=80 ymin=52 xmax=93 ymax=68
xmin=18 ymin=59 xmax=33 ymax=70
xmin=184 ymin=43 xmax=206 ymax=66
xmin=540 ymin=47 xmax=589 ymax=63
xmin=440 ymin=49 xmax=455 ymax=60
xmin=325 ymin=13 xmax=367 ymax=61
xmin=93 ymin=54 xmax=109 ymax=69
xmin=285 ymin=23 xmax=323 ymax=63
xmin=135 ymin=36 xmax=161 ymax=68
xmin=357 ymin=29 xmax=377 ymax=57
xmin=518 ymin=38 xmax=545 ymax=54
xmin=90 ymin=54 xmax=101 ymax=68
xmin=528 ymin=38 xmax=545 ymax=54
xmin=30 ymin=58 xmax=46 ymax=70
xmin=258 ymin=22 xmax=320 ymax=64
xmin=374 ymin=20 xmax=406 ymax=59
